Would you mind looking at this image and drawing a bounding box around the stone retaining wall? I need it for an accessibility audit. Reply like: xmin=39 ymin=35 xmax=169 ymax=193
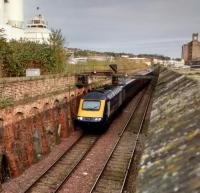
xmin=0 ymin=87 xmax=86 ymax=177
xmin=0 ymin=74 xmax=75 ymax=102
xmin=137 ymin=68 xmax=200 ymax=193
xmin=0 ymin=78 xmax=110 ymax=178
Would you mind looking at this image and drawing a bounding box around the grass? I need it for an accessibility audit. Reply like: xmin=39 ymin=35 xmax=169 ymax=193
xmin=0 ymin=97 xmax=14 ymax=109
xmin=64 ymin=58 xmax=147 ymax=74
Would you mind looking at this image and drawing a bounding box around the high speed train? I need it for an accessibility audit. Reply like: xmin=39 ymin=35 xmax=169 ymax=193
xmin=76 ymin=69 xmax=153 ymax=128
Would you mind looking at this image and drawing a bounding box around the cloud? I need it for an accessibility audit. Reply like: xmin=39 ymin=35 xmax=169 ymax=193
xmin=24 ymin=0 xmax=200 ymax=57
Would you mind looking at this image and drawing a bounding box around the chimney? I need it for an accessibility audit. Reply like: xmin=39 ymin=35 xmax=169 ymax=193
xmin=192 ymin=33 xmax=198 ymax=41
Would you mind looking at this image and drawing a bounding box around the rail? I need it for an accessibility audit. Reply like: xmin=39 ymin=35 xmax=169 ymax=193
xmin=89 ymin=86 xmax=149 ymax=193
xmin=23 ymin=133 xmax=99 ymax=193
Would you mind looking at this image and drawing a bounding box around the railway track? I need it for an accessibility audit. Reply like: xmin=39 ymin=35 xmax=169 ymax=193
xmin=89 ymin=85 xmax=152 ymax=193
xmin=23 ymin=134 xmax=99 ymax=193
xmin=22 ymin=83 xmax=153 ymax=193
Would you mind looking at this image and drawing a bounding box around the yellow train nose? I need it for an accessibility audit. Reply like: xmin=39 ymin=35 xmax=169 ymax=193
xmin=77 ymin=99 xmax=105 ymax=118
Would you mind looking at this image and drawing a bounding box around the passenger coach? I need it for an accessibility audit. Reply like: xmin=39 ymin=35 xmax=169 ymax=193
xmin=76 ymin=69 xmax=153 ymax=128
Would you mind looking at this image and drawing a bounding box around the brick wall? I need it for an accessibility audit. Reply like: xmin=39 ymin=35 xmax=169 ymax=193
xmin=0 ymin=73 xmax=111 ymax=178
xmin=0 ymin=74 xmax=75 ymax=102
xmin=0 ymin=76 xmax=110 ymax=178
xmin=0 ymin=85 xmax=90 ymax=177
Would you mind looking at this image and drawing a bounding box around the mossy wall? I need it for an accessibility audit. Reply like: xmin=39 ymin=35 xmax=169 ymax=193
xmin=137 ymin=68 xmax=200 ymax=193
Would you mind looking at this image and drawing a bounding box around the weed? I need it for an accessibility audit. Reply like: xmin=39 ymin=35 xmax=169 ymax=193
xmin=0 ymin=97 xmax=14 ymax=109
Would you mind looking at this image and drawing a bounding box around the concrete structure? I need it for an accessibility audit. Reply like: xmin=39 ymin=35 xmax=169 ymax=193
xmin=0 ymin=0 xmax=24 ymax=40
xmin=24 ymin=14 xmax=51 ymax=43
xmin=182 ymin=33 xmax=200 ymax=66
xmin=0 ymin=0 xmax=51 ymax=43
xmin=0 ymin=0 xmax=4 ymax=25
xmin=4 ymin=0 xmax=24 ymax=28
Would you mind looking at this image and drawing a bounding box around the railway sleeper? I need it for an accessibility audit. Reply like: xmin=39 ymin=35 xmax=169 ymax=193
xmin=104 ymin=168 xmax=125 ymax=176
xmin=109 ymin=155 xmax=131 ymax=166
xmin=95 ymin=180 xmax=121 ymax=190
xmin=107 ymin=165 xmax=127 ymax=171
xmin=112 ymin=151 xmax=132 ymax=156
xmin=102 ymin=175 xmax=124 ymax=182
xmin=111 ymin=155 xmax=131 ymax=161
xmin=95 ymin=186 xmax=121 ymax=193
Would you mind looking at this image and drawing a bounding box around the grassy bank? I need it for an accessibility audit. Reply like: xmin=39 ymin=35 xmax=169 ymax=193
xmin=65 ymin=58 xmax=148 ymax=74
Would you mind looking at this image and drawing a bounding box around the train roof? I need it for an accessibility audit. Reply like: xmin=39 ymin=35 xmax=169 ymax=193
xmin=136 ymin=68 xmax=154 ymax=76
xmin=82 ymin=85 xmax=122 ymax=100
xmin=81 ymin=69 xmax=154 ymax=101
xmin=123 ymin=78 xmax=136 ymax=85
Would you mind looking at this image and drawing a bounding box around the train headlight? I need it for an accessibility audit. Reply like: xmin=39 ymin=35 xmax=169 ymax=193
xmin=77 ymin=116 xmax=83 ymax=120
xmin=94 ymin=118 xmax=102 ymax=121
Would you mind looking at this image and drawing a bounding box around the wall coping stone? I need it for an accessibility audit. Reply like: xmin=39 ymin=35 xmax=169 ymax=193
xmin=0 ymin=73 xmax=73 ymax=84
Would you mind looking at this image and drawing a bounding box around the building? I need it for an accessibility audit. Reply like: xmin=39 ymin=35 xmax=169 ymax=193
xmin=153 ymin=58 xmax=188 ymax=68
xmin=128 ymin=57 xmax=152 ymax=66
xmin=182 ymin=33 xmax=200 ymax=66
xmin=68 ymin=54 xmax=88 ymax=64
xmin=24 ymin=14 xmax=50 ymax=43
xmin=0 ymin=0 xmax=51 ymax=43
xmin=0 ymin=0 xmax=24 ymax=40
xmin=68 ymin=53 xmax=113 ymax=64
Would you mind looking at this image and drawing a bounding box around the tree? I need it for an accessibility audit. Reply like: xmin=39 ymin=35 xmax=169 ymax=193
xmin=48 ymin=29 xmax=65 ymax=49
xmin=48 ymin=29 xmax=66 ymax=73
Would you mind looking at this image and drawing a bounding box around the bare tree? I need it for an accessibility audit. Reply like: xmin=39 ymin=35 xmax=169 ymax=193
xmin=48 ymin=29 xmax=65 ymax=48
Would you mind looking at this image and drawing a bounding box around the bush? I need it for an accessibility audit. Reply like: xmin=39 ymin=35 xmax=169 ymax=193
xmin=0 ymin=38 xmax=65 ymax=77
xmin=0 ymin=97 xmax=13 ymax=109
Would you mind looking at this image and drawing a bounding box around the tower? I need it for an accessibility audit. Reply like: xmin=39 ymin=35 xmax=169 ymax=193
xmin=4 ymin=0 xmax=24 ymax=29
xmin=0 ymin=0 xmax=24 ymax=40
xmin=0 ymin=0 xmax=4 ymax=25
xmin=24 ymin=14 xmax=51 ymax=43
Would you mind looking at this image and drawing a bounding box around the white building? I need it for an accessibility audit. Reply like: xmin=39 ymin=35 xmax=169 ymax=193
xmin=0 ymin=0 xmax=24 ymax=40
xmin=88 ymin=55 xmax=113 ymax=62
xmin=129 ymin=57 xmax=152 ymax=66
xmin=24 ymin=14 xmax=51 ymax=44
xmin=0 ymin=0 xmax=51 ymax=43
xmin=68 ymin=54 xmax=114 ymax=64
xmin=153 ymin=59 xmax=188 ymax=68
xmin=68 ymin=54 xmax=88 ymax=64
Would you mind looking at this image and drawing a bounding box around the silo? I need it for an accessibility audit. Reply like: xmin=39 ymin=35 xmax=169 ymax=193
xmin=5 ymin=0 xmax=24 ymax=28
xmin=0 ymin=0 xmax=4 ymax=25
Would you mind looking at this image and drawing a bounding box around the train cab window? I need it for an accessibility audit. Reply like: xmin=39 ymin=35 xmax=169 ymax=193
xmin=82 ymin=100 xmax=101 ymax=111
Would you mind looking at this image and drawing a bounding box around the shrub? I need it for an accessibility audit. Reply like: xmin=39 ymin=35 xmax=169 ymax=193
xmin=0 ymin=97 xmax=13 ymax=109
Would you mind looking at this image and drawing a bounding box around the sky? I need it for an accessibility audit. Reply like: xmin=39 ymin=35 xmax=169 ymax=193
xmin=25 ymin=0 xmax=200 ymax=58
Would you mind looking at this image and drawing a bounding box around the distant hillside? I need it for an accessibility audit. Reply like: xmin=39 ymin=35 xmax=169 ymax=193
xmin=66 ymin=47 xmax=171 ymax=60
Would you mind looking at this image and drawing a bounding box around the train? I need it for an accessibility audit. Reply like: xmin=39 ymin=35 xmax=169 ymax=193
xmin=76 ymin=69 xmax=154 ymax=128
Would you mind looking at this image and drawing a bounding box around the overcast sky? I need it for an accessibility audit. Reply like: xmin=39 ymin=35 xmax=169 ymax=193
xmin=25 ymin=0 xmax=200 ymax=58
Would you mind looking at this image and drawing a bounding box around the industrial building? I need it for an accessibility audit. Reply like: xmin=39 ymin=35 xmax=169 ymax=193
xmin=0 ymin=0 xmax=24 ymax=40
xmin=0 ymin=0 xmax=50 ymax=43
xmin=182 ymin=33 xmax=200 ymax=66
